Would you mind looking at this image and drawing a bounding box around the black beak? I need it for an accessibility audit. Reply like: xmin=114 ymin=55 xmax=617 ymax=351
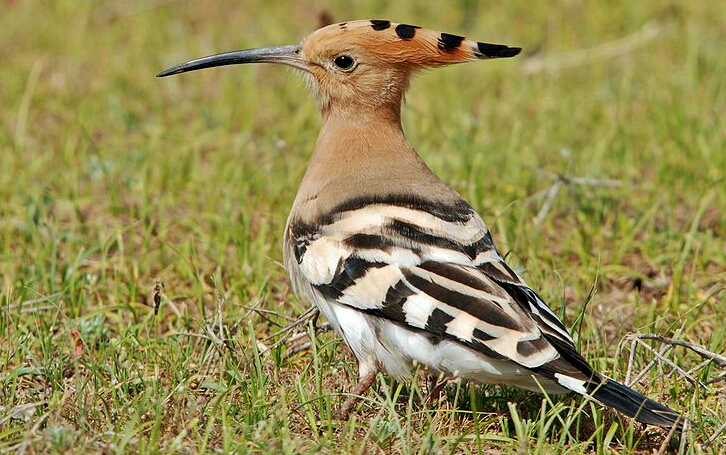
xmin=157 ymin=44 xmax=309 ymax=77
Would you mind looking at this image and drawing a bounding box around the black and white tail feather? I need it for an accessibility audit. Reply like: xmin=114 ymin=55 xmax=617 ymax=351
xmin=285 ymin=193 xmax=683 ymax=430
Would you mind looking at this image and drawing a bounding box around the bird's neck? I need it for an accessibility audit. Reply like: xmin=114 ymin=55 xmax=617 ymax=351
xmin=289 ymin=115 xmax=462 ymax=223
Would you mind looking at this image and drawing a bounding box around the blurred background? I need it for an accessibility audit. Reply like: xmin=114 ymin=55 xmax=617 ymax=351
xmin=1 ymin=0 xmax=724 ymax=453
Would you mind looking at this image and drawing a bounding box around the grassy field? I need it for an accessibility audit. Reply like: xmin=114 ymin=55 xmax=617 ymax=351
xmin=1 ymin=0 xmax=725 ymax=453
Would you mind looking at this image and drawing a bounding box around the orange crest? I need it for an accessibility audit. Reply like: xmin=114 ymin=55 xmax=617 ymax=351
xmin=303 ymin=20 xmax=520 ymax=68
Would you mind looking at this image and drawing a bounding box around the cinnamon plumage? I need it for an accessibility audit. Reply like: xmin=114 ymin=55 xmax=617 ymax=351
xmin=159 ymin=19 xmax=683 ymax=429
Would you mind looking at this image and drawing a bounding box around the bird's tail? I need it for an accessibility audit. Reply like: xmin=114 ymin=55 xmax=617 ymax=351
xmin=588 ymin=377 xmax=685 ymax=431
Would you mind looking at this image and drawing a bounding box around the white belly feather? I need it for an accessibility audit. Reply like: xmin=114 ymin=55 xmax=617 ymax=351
xmin=285 ymin=245 xmax=564 ymax=393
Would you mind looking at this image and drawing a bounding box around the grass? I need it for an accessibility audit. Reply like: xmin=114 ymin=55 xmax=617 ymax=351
xmin=1 ymin=0 xmax=724 ymax=453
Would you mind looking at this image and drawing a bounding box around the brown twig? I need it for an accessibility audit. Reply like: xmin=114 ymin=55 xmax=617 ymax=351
xmin=624 ymin=333 xmax=726 ymax=401
xmin=241 ymin=305 xmax=296 ymax=323
xmin=522 ymin=22 xmax=669 ymax=75
xmin=631 ymin=336 xmax=705 ymax=388
xmin=706 ymin=371 xmax=726 ymax=385
xmin=534 ymin=180 xmax=563 ymax=225
xmin=637 ymin=334 xmax=726 ymax=368
xmin=527 ymin=169 xmax=624 ymax=225
xmin=6 ymin=292 xmax=65 ymax=310
xmin=703 ymin=421 xmax=726 ymax=448
xmin=536 ymin=169 xmax=624 ymax=188
xmin=655 ymin=413 xmax=684 ymax=455
xmin=259 ymin=305 xmax=319 ymax=345
xmin=255 ymin=307 xmax=335 ymax=360
xmin=625 ymin=339 xmax=673 ymax=387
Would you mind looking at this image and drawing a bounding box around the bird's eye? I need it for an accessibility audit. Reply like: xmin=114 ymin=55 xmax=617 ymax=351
xmin=333 ymin=55 xmax=355 ymax=71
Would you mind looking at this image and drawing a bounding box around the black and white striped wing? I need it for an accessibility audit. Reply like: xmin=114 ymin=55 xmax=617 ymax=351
xmin=288 ymin=195 xmax=579 ymax=371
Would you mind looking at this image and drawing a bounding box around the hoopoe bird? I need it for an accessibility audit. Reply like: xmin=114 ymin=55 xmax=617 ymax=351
xmin=159 ymin=20 xmax=683 ymax=430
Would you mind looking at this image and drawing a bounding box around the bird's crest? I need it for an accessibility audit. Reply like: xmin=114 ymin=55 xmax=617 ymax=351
xmin=303 ymin=20 xmax=521 ymax=67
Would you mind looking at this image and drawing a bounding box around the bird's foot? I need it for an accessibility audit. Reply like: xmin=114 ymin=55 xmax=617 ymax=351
xmin=333 ymin=370 xmax=377 ymax=420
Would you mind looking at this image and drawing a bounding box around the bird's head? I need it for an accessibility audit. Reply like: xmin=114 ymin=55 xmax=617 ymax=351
xmin=159 ymin=20 xmax=520 ymax=122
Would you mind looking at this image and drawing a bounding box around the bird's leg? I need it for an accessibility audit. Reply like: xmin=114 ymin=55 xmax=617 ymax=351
xmin=335 ymin=368 xmax=377 ymax=420
xmin=425 ymin=374 xmax=447 ymax=407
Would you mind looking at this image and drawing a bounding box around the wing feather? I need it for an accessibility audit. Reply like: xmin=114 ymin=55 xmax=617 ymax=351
xmin=289 ymin=197 xmax=580 ymax=372
xmin=287 ymin=196 xmax=683 ymax=430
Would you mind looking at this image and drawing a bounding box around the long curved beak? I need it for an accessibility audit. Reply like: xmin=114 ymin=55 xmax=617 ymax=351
xmin=157 ymin=44 xmax=308 ymax=77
